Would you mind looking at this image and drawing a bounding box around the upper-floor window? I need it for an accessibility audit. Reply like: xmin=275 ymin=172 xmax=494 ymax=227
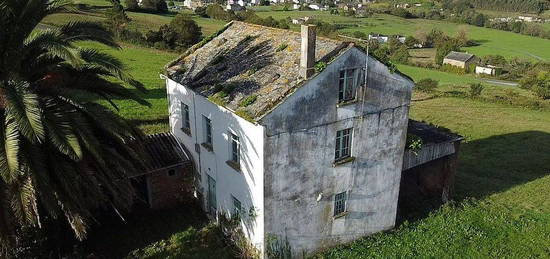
xmin=229 ymin=132 xmax=240 ymax=163
xmin=181 ymin=102 xmax=191 ymax=134
xmin=335 ymin=128 xmax=352 ymax=160
xmin=203 ymin=116 xmax=212 ymax=146
xmin=339 ymin=68 xmax=359 ymax=102
xmin=334 ymin=191 xmax=347 ymax=216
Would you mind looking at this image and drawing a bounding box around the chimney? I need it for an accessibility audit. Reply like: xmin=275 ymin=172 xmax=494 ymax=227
xmin=300 ymin=25 xmax=316 ymax=79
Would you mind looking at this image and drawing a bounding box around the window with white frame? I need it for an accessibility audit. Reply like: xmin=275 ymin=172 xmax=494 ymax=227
xmin=203 ymin=116 xmax=212 ymax=146
xmin=334 ymin=191 xmax=347 ymax=216
xmin=335 ymin=128 xmax=353 ymax=160
xmin=229 ymin=132 xmax=240 ymax=164
xmin=232 ymin=195 xmax=242 ymax=218
xmin=181 ymin=102 xmax=190 ymax=133
xmin=338 ymin=68 xmax=359 ymax=102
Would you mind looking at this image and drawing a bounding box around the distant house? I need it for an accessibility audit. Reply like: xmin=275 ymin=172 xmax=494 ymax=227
xmin=368 ymin=34 xmax=406 ymax=44
xmin=443 ymin=51 xmax=479 ymax=69
xmin=129 ymin=133 xmax=194 ymax=209
xmin=475 ymin=65 xmax=502 ymax=76
xmin=308 ymin=3 xmax=321 ymax=10
xmin=183 ymin=0 xmax=213 ymax=10
xmin=292 ymin=16 xmax=310 ymax=24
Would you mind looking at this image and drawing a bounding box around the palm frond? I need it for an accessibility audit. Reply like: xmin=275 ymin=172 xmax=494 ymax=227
xmin=59 ymin=21 xmax=120 ymax=48
xmin=3 ymin=81 xmax=45 ymax=143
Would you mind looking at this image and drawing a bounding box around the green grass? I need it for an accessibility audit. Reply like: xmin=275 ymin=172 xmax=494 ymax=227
xmin=77 ymin=41 xmax=178 ymax=134
xmin=316 ymin=97 xmax=550 ymax=258
xmin=256 ymin=11 xmax=550 ymax=61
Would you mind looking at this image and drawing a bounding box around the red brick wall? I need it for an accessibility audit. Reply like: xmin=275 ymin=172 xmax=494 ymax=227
xmin=148 ymin=165 xmax=194 ymax=209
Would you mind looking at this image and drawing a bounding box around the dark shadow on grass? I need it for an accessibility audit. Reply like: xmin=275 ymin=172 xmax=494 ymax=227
xmin=84 ymin=199 xmax=209 ymax=258
xmin=397 ymin=131 xmax=550 ymax=223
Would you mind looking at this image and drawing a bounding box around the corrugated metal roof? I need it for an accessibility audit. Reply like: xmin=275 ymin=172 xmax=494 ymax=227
xmin=128 ymin=133 xmax=192 ymax=176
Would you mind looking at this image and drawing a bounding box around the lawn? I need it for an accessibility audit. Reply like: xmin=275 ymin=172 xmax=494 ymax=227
xmin=76 ymin=41 xmax=178 ymax=134
xmin=255 ymin=11 xmax=550 ymax=61
xmin=316 ymin=96 xmax=550 ymax=258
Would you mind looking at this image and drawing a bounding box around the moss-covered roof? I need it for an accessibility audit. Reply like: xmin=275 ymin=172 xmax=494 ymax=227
xmin=166 ymin=21 xmax=351 ymax=121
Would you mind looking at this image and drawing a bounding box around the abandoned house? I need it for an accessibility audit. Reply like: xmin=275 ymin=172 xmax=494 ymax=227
xmin=162 ymin=21 xmax=460 ymax=256
xmin=442 ymin=51 xmax=479 ymax=69
xmin=129 ymin=133 xmax=194 ymax=209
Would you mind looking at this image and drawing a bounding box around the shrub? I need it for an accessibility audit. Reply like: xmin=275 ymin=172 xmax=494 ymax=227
xmin=469 ymin=83 xmax=484 ymax=98
xmin=415 ymin=78 xmax=439 ymax=92
xmin=195 ymin=6 xmax=208 ymax=17
xmin=520 ymin=71 xmax=550 ymax=99
xmin=390 ymin=45 xmax=410 ymax=64
xmin=124 ymin=0 xmax=139 ymax=10
xmin=352 ymin=31 xmax=367 ymax=39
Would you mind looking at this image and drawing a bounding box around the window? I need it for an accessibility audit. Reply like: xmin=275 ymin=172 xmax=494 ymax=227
xmin=181 ymin=102 xmax=190 ymax=134
xmin=335 ymin=128 xmax=353 ymax=160
xmin=334 ymin=191 xmax=347 ymax=216
xmin=203 ymin=116 xmax=212 ymax=146
xmin=338 ymin=68 xmax=358 ymax=102
xmin=232 ymin=195 xmax=242 ymax=217
xmin=229 ymin=132 xmax=240 ymax=163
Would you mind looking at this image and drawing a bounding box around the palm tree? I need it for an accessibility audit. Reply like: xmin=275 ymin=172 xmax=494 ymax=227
xmin=0 ymin=0 xmax=150 ymax=247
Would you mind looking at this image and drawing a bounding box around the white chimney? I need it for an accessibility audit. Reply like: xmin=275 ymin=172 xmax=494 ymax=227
xmin=300 ymin=24 xmax=316 ymax=79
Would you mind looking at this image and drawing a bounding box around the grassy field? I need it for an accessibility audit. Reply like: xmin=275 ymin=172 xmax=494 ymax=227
xmin=75 ymin=41 xmax=178 ymax=134
xmin=255 ymin=11 xmax=550 ymax=61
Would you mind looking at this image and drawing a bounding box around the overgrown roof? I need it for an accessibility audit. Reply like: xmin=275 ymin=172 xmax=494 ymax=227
xmin=166 ymin=21 xmax=352 ymax=121
xmin=444 ymin=51 xmax=476 ymax=62
xmin=407 ymin=120 xmax=463 ymax=144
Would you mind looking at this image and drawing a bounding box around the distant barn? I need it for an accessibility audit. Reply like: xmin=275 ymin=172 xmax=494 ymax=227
xmin=443 ymin=51 xmax=479 ymax=69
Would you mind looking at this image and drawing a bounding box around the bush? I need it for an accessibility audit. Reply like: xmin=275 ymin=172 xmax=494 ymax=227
xmin=521 ymin=71 xmax=550 ymax=99
xmin=390 ymin=45 xmax=410 ymax=64
xmin=415 ymin=78 xmax=439 ymax=92
xmin=352 ymin=31 xmax=367 ymax=39
xmin=124 ymin=0 xmax=139 ymax=10
xmin=469 ymin=83 xmax=484 ymax=98
xmin=195 ymin=6 xmax=208 ymax=17
xmin=141 ymin=0 xmax=168 ymax=13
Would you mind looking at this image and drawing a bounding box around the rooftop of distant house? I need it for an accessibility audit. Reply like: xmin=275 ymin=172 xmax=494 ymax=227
xmin=165 ymin=21 xmax=353 ymax=121
xmin=444 ymin=51 xmax=476 ymax=62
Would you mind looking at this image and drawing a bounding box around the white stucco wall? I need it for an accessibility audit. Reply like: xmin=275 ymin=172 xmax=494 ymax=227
xmin=166 ymin=78 xmax=265 ymax=251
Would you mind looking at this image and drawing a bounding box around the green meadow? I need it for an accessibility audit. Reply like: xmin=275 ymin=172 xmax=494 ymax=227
xmin=255 ymin=11 xmax=550 ymax=61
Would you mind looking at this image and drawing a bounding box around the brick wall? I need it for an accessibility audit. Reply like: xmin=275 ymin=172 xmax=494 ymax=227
xmin=148 ymin=165 xmax=194 ymax=209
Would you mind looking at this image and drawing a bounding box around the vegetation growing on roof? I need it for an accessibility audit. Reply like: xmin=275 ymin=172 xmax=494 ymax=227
xmin=276 ymin=43 xmax=288 ymax=52
xmin=239 ymin=95 xmax=258 ymax=107
xmin=235 ymin=109 xmax=255 ymax=123
xmin=406 ymin=134 xmax=424 ymax=155
xmin=315 ymin=62 xmax=327 ymax=73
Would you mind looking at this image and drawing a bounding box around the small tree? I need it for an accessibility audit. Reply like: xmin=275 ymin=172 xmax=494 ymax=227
xmin=390 ymin=45 xmax=410 ymax=64
xmin=415 ymin=78 xmax=439 ymax=92
xmin=170 ymin=13 xmax=202 ymax=49
xmin=195 ymin=6 xmax=208 ymax=17
xmin=520 ymin=71 xmax=550 ymax=99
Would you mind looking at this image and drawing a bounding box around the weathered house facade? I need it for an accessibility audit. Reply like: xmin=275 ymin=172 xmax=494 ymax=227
xmin=164 ymin=21 xmax=414 ymax=256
